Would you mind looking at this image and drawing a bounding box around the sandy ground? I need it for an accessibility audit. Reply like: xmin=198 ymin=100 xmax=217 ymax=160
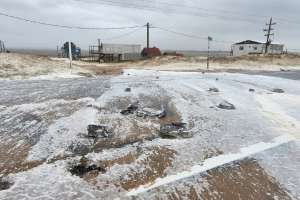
xmin=0 ymin=69 xmax=299 ymax=199
xmin=1 ymin=53 xmax=300 ymax=80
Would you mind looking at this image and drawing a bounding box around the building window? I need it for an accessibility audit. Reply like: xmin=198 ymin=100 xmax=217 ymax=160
xmin=239 ymin=46 xmax=244 ymax=51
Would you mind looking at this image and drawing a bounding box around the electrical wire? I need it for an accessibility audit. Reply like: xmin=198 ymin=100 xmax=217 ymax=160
xmin=155 ymin=27 xmax=234 ymax=44
xmin=102 ymin=27 xmax=143 ymax=41
xmin=0 ymin=11 xmax=144 ymax=30
xmin=73 ymin=0 xmax=261 ymax=24
xmin=73 ymin=0 xmax=300 ymax=26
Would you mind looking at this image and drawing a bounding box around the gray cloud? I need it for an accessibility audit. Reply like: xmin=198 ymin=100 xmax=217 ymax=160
xmin=0 ymin=0 xmax=299 ymax=51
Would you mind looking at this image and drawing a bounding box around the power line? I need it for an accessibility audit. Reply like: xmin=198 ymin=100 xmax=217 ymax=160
xmin=102 ymin=27 xmax=143 ymax=41
xmin=88 ymin=0 xmax=300 ymax=24
xmin=73 ymin=0 xmax=261 ymax=24
xmin=155 ymin=27 xmax=234 ymax=44
xmin=0 ymin=11 xmax=143 ymax=30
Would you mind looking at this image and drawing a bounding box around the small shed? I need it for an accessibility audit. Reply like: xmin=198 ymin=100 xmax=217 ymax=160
xmin=141 ymin=47 xmax=162 ymax=58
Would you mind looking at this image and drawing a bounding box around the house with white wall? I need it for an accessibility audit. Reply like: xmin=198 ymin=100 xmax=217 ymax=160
xmin=231 ymin=40 xmax=284 ymax=56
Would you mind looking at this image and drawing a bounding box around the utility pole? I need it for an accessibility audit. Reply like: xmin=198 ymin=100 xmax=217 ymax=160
xmin=98 ymin=39 xmax=101 ymax=63
xmin=264 ymin=17 xmax=276 ymax=54
xmin=147 ymin=22 xmax=150 ymax=49
xmin=207 ymin=36 xmax=213 ymax=70
xmin=68 ymin=41 xmax=72 ymax=68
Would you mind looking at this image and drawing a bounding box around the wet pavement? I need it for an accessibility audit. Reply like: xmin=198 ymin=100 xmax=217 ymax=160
xmin=0 ymin=70 xmax=299 ymax=199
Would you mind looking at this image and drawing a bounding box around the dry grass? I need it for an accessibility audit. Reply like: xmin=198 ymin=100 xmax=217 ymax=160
xmin=120 ymin=146 xmax=176 ymax=190
xmin=163 ymin=158 xmax=291 ymax=200
xmin=0 ymin=141 xmax=44 ymax=175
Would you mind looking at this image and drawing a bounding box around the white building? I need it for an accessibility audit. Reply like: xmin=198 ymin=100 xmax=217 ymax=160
xmin=231 ymin=40 xmax=284 ymax=56
xmin=101 ymin=43 xmax=141 ymax=60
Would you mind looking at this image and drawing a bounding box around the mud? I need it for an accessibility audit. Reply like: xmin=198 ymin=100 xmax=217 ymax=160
xmin=153 ymin=158 xmax=292 ymax=200
xmin=121 ymin=146 xmax=176 ymax=190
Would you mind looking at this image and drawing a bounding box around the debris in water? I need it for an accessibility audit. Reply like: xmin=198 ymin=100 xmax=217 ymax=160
xmin=272 ymin=88 xmax=285 ymax=93
xmin=136 ymin=106 xmax=166 ymax=119
xmin=280 ymin=68 xmax=290 ymax=72
xmin=87 ymin=125 xmax=113 ymax=138
xmin=208 ymin=88 xmax=219 ymax=93
xmin=68 ymin=141 xmax=91 ymax=155
xmin=69 ymin=157 xmax=106 ymax=177
xmin=120 ymin=103 xmax=139 ymax=115
xmin=160 ymin=122 xmax=191 ymax=139
xmin=217 ymin=101 xmax=236 ymax=110
xmin=0 ymin=178 xmax=12 ymax=191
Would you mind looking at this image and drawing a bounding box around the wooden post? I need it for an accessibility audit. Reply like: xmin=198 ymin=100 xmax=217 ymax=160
xmin=68 ymin=41 xmax=72 ymax=68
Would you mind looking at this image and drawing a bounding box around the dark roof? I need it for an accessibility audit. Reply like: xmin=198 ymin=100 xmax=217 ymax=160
xmin=235 ymin=40 xmax=263 ymax=45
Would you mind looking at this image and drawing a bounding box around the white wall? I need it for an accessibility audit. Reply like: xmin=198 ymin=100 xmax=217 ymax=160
xmin=232 ymin=43 xmax=284 ymax=56
xmin=101 ymin=43 xmax=141 ymax=54
xmin=232 ymin=44 xmax=263 ymax=56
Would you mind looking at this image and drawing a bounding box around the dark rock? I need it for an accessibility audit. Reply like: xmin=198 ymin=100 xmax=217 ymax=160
xmin=87 ymin=125 xmax=113 ymax=138
xmin=68 ymin=141 xmax=91 ymax=155
xmin=69 ymin=157 xmax=106 ymax=177
xmin=216 ymin=78 xmax=219 ymax=81
xmin=120 ymin=104 xmax=139 ymax=115
xmin=280 ymin=68 xmax=290 ymax=72
xmin=160 ymin=122 xmax=191 ymax=139
xmin=208 ymin=88 xmax=219 ymax=92
xmin=217 ymin=101 xmax=236 ymax=110
xmin=156 ymin=76 xmax=159 ymax=79
xmin=0 ymin=178 xmax=12 ymax=191
xmin=272 ymin=88 xmax=285 ymax=93
xmin=249 ymin=88 xmax=255 ymax=92
xmin=125 ymin=88 xmax=131 ymax=92
xmin=136 ymin=106 xmax=166 ymax=119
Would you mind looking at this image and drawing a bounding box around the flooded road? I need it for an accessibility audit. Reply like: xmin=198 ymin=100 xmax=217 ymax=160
xmin=0 ymin=70 xmax=299 ymax=199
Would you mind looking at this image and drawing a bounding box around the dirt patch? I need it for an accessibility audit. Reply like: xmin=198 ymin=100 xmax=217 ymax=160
xmin=164 ymin=158 xmax=291 ymax=200
xmin=78 ymin=65 xmax=123 ymax=76
xmin=93 ymin=131 xmax=156 ymax=152
xmin=0 ymin=141 xmax=44 ymax=175
xmin=121 ymin=146 xmax=176 ymax=190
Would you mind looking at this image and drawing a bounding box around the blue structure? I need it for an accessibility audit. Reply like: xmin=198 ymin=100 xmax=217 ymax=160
xmin=62 ymin=42 xmax=81 ymax=60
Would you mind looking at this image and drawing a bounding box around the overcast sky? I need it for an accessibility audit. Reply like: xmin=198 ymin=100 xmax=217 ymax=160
xmin=1 ymin=0 xmax=300 ymax=51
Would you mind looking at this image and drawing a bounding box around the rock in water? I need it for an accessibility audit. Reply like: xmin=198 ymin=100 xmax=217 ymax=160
xmin=160 ymin=122 xmax=191 ymax=139
xmin=136 ymin=106 xmax=166 ymax=119
xmin=272 ymin=88 xmax=285 ymax=93
xmin=125 ymin=88 xmax=131 ymax=92
xmin=0 ymin=178 xmax=12 ymax=191
xmin=87 ymin=125 xmax=112 ymax=138
xmin=120 ymin=103 xmax=139 ymax=115
xmin=217 ymin=101 xmax=236 ymax=110
xmin=249 ymin=88 xmax=255 ymax=92
xmin=208 ymin=87 xmax=219 ymax=92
